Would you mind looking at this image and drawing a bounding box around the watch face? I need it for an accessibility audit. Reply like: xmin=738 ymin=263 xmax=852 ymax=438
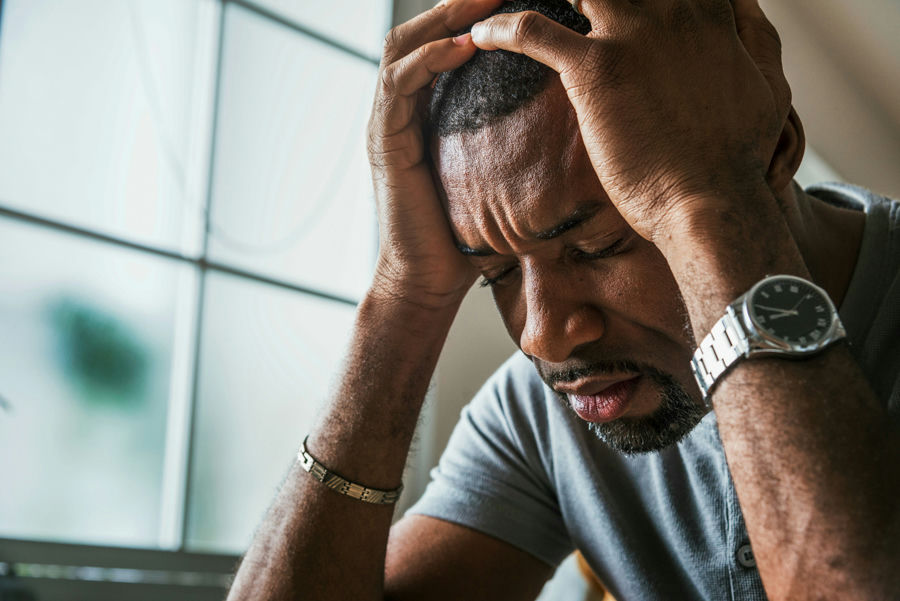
xmin=747 ymin=276 xmax=834 ymax=347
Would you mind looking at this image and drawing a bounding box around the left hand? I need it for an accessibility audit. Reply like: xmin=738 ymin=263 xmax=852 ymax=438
xmin=468 ymin=0 xmax=792 ymax=243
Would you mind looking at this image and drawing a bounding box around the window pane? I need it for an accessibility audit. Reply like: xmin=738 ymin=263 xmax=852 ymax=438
xmin=0 ymin=0 xmax=216 ymax=254
xmin=245 ymin=0 xmax=391 ymax=59
xmin=0 ymin=218 xmax=193 ymax=547
xmin=186 ymin=273 xmax=357 ymax=553
xmin=207 ymin=5 xmax=378 ymax=301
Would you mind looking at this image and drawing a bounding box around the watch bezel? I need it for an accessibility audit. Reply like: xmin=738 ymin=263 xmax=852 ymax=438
xmin=738 ymin=274 xmax=846 ymax=357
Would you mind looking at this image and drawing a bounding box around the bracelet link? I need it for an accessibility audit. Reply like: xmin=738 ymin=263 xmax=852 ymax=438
xmin=297 ymin=436 xmax=403 ymax=505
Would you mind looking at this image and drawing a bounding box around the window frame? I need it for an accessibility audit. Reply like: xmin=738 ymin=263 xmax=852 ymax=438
xmin=0 ymin=0 xmax=397 ymax=594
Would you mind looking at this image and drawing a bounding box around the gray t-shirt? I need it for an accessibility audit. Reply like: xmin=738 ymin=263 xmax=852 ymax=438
xmin=408 ymin=183 xmax=900 ymax=600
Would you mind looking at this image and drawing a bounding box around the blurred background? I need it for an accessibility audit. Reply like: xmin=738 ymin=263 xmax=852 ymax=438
xmin=0 ymin=0 xmax=897 ymax=599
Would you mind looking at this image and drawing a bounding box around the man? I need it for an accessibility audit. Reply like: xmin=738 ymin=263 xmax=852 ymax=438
xmin=228 ymin=0 xmax=899 ymax=599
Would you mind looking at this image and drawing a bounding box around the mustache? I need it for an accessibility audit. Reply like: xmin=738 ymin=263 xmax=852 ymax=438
xmin=544 ymin=359 xmax=646 ymax=387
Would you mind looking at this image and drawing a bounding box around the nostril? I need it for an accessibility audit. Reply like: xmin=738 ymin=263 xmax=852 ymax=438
xmin=520 ymin=320 xmax=571 ymax=364
xmin=520 ymin=304 xmax=605 ymax=364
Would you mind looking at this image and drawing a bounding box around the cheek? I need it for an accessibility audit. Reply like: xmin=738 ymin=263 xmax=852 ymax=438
xmin=490 ymin=274 xmax=529 ymax=345
xmin=488 ymin=243 xmax=691 ymax=350
xmin=494 ymin=292 xmax=525 ymax=346
xmin=609 ymin=242 xmax=692 ymax=344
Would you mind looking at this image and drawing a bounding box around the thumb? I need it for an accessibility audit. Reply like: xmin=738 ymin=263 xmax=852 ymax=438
xmin=470 ymin=10 xmax=593 ymax=76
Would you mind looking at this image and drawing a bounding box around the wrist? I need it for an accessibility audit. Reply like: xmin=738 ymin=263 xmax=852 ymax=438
xmin=313 ymin=281 xmax=466 ymax=474
xmin=654 ymin=185 xmax=809 ymax=337
xmin=359 ymin=279 xmax=467 ymax=343
xmin=369 ymin=265 xmax=475 ymax=314
xmin=652 ymin=174 xmax=775 ymax=245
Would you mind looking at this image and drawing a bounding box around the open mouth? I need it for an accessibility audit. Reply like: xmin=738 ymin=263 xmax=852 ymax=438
xmin=558 ymin=375 xmax=642 ymax=423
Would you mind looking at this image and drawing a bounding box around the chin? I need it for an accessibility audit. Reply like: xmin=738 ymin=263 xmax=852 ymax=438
xmin=587 ymin=373 xmax=707 ymax=455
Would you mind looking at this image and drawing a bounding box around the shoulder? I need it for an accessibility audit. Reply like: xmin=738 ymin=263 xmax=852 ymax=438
xmin=481 ymin=352 xmax=548 ymax=405
xmin=810 ymin=183 xmax=900 ymax=411
xmin=463 ymin=352 xmax=559 ymax=458
xmin=469 ymin=352 xmax=573 ymax=450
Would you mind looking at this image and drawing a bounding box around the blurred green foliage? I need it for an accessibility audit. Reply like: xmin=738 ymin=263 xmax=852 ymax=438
xmin=47 ymin=296 xmax=149 ymax=407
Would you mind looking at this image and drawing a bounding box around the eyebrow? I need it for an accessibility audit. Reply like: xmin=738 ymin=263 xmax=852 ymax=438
xmin=456 ymin=203 xmax=603 ymax=257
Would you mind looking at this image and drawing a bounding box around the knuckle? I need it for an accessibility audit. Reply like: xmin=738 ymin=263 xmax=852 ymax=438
xmin=408 ymin=45 xmax=429 ymax=70
xmin=759 ymin=18 xmax=783 ymax=53
xmin=382 ymin=26 xmax=405 ymax=62
xmin=367 ymin=99 xmax=393 ymax=142
xmin=366 ymin=128 xmax=380 ymax=157
xmin=368 ymin=133 xmax=421 ymax=171
xmin=366 ymin=116 xmax=386 ymax=154
xmin=782 ymin=82 xmax=792 ymax=105
xmin=380 ymin=62 xmax=400 ymax=93
xmin=665 ymin=2 xmax=697 ymax=31
xmin=513 ymin=11 xmax=540 ymax=47
xmin=702 ymin=0 xmax=734 ymax=26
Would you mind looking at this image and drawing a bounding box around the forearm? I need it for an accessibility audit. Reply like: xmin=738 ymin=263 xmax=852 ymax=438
xmin=228 ymin=288 xmax=463 ymax=601
xmin=659 ymin=184 xmax=900 ymax=599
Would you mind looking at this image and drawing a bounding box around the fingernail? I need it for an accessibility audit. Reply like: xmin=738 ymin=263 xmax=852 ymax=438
xmin=470 ymin=22 xmax=484 ymax=43
xmin=453 ymin=32 xmax=472 ymax=45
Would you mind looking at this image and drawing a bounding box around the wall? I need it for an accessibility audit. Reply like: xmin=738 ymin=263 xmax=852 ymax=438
xmin=761 ymin=0 xmax=900 ymax=199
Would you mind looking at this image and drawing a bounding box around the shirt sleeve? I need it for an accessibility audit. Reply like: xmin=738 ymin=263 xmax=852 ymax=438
xmin=406 ymin=353 xmax=573 ymax=567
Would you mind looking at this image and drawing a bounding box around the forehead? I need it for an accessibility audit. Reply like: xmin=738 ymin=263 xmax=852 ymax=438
xmin=433 ymin=84 xmax=608 ymax=251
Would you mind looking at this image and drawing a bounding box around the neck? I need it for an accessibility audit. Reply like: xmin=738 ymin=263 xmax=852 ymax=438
xmin=780 ymin=181 xmax=866 ymax=307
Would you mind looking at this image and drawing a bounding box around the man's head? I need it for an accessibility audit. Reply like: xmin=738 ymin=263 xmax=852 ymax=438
xmin=429 ymin=0 xmax=590 ymax=136
xmin=429 ymin=0 xmax=707 ymax=454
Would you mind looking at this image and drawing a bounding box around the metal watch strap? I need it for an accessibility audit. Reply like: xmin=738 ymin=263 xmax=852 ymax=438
xmin=691 ymin=305 xmax=749 ymax=404
xmin=297 ymin=436 xmax=403 ymax=505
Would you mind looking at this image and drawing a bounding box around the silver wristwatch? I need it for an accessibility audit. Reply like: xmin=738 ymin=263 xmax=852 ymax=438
xmin=691 ymin=274 xmax=846 ymax=403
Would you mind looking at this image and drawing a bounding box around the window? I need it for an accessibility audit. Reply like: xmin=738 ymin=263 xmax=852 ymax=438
xmin=0 ymin=0 xmax=390 ymax=595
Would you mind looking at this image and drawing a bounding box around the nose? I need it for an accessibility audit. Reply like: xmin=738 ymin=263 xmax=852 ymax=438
xmin=518 ymin=265 xmax=605 ymax=363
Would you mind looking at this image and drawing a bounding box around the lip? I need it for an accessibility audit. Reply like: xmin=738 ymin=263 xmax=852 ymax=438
xmin=558 ymin=375 xmax=641 ymax=423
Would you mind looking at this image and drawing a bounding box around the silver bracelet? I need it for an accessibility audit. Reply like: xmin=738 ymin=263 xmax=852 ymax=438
xmin=297 ymin=436 xmax=403 ymax=505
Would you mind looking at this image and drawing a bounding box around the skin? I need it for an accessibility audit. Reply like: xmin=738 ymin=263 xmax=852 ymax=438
xmin=227 ymin=1 xmax=899 ymax=600
xmin=435 ymin=83 xmax=697 ymax=422
xmin=433 ymin=78 xmax=866 ymax=439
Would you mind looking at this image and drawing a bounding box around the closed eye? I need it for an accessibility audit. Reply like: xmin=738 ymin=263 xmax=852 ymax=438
xmin=479 ymin=237 xmax=629 ymax=289
xmin=479 ymin=265 xmax=519 ymax=288
xmin=569 ymin=237 xmax=626 ymax=261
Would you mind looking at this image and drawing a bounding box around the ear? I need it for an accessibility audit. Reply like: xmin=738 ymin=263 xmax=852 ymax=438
xmin=767 ymin=106 xmax=806 ymax=195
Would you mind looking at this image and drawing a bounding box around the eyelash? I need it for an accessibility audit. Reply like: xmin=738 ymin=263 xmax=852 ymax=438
xmin=478 ymin=238 xmax=627 ymax=288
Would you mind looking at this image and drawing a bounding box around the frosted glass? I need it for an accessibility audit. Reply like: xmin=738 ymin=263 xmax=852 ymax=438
xmin=246 ymin=0 xmax=391 ymax=59
xmin=208 ymin=4 xmax=378 ymax=301
xmin=0 ymin=217 xmax=190 ymax=547
xmin=0 ymin=0 xmax=214 ymax=254
xmin=186 ymin=273 xmax=357 ymax=553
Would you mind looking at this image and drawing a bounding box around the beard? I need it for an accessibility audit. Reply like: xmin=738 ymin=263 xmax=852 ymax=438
xmin=544 ymin=360 xmax=707 ymax=455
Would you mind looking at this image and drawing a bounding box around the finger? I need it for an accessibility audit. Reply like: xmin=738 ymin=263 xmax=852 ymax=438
xmin=385 ymin=35 xmax=477 ymax=100
xmin=732 ymin=0 xmax=791 ymax=112
xmin=470 ymin=11 xmax=594 ymax=75
xmin=572 ymin=0 xmax=636 ymax=28
xmin=376 ymin=35 xmax=478 ymax=136
xmin=382 ymin=0 xmax=505 ymax=66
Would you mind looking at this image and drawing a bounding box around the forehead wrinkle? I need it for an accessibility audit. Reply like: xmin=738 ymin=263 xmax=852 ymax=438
xmin=439 ymin=136 xmax=539 ymax=256
xmin=437 ymin=82 xmax=602 ymax=255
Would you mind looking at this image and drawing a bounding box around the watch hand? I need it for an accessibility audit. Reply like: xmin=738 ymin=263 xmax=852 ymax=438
xmin=768 ymin=313 xmax=796 ymax=321
xmin=755 ymin=304 xmax=799 ymax=316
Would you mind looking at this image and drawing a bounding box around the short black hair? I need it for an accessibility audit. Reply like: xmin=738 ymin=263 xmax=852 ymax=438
xmin=428 ymin=0 xmax=590 ymax=137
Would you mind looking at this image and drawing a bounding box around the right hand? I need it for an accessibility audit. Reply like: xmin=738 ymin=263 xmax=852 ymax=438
xmin=367 ymin=0 xmax=505 ymax=309
xmin=468 ymin=0 xmax=792 ymax=246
